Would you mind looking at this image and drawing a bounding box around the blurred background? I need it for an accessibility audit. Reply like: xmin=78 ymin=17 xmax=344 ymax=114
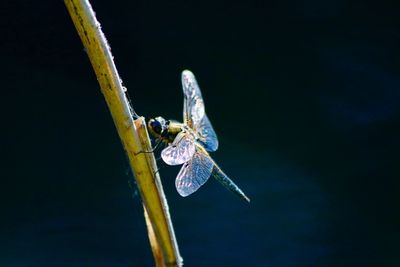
xmin=1 ymin=0 xmax=399 ymax=266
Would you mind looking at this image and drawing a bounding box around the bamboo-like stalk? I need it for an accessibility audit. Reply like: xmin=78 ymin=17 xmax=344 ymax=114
xmin=64 ymin=1 xmax=182 ymax=266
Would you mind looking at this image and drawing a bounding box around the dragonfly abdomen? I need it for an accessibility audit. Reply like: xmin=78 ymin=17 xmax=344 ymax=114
xmin=211 ymin=164 xmax=250 ymax=203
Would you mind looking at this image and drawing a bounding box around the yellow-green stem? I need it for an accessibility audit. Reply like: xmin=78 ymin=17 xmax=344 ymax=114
xmin=64 ymin=0 xmax=182 ymax=266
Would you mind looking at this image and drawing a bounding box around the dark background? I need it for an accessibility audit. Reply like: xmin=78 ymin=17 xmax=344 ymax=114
xmin=1 ymin=0 xmax=399 ymax=266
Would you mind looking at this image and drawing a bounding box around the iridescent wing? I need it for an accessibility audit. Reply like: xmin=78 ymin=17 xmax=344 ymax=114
xmin=161 ymin=132 xmax=195 ymax=166
xmin=181 ymin=70 xmax=219 ymax=152
xmin=175 ymin=147 xmax=214 ymax=197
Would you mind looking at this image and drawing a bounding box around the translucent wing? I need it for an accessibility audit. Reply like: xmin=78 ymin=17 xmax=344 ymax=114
xmin=181 ymin=70 xmax=219 ymax=152
xmin=175 ymin=148 xmax=214 ymax=197
xmin=196 ymin=114 xmax=219 ymax=152
xmin=161 ymin=132 xmax=195 ymax=166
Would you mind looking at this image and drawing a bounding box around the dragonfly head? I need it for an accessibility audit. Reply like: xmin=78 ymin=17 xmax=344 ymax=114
xmin=148 ymin=116 xmax=169 ymax=138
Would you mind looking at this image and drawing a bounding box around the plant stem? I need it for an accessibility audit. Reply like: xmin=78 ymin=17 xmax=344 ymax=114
xmin=64 ymin=1 xmax=182 ymax=266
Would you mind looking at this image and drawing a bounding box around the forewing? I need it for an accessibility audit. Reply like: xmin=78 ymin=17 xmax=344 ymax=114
xmin=181 ymin=70 xmax=219 ymax=151
xmin=181 ymin=70 xmax=205 ymax=128
xmin=161 ymin=132 xmax=195 ymax=166
xmin=175 ymin=149 xmax=214 ymax=197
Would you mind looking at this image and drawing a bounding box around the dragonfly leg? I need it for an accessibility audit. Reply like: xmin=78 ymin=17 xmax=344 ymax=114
xmin=134 ymin=139 xmax=162 ymax=155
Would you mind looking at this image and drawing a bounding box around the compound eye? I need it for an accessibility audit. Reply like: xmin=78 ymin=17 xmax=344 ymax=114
xmin=149 ymin=119 xmax=162 ymax=134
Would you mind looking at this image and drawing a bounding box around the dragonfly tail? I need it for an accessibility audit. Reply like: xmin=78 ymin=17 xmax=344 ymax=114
xmin=212 ymin=164 xmax=250 ymax=203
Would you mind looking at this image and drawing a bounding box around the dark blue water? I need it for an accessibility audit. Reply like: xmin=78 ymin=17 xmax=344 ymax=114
xmin=1 ymin=0 xmax=399 ymax=266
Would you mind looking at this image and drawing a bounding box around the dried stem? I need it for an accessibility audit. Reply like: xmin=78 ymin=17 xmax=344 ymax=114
xmin=64 ymin=0 xmax=182 ymax=266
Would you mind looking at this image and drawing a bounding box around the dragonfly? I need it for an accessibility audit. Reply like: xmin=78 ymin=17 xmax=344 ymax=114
xmin=147 ymin=70 xmax=250 ymax=202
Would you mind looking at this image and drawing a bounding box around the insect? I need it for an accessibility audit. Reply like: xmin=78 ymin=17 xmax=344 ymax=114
xmin=147 ymin=70 xmax=250 ymax=202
